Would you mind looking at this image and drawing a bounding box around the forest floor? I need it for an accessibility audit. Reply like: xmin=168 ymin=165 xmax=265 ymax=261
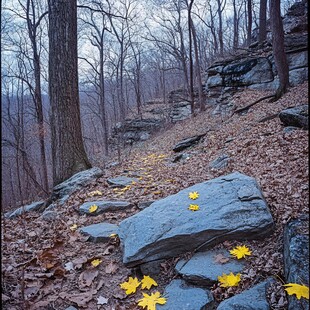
xmin=1 ymin=81 xmax=309 ymax=310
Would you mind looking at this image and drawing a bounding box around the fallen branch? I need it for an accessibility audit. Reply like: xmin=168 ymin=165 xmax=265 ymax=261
xmin=232 ymin=94 xmax=275 ymax=115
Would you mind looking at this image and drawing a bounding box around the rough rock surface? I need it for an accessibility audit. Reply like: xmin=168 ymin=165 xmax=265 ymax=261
xmin=79 ymin=200 xmax=132 ymax=215
xmin=209 ymin=154 xmax=230 ymax=169
xmin=5 ymin=200 xmax=45 ymax=219
xmin=169 ymin=102 xmax=192 ymax=122
xmin=173 ymin=134 xmax=205 ymax=152
xmin=175 ymin=249 xmax=245 ymax=286
xmin=283 ymin=215 xmax=309 ymax=310
xmin=279 ymin=105 xmax=308 ymax=129
xmin=107 ymin=176 xmax=137 ymax=188
xmin=118 ymin=172 xmax=274 ymax=267
xmin=157 ymin=279 xmax=214 ymax=310
xmin=51 ymin=167 xmax=103 ymax=204
xmin=79 ymin=222 xmax=119 ymax=243
xmin=217 ymin=278 xmax=274 ymax=310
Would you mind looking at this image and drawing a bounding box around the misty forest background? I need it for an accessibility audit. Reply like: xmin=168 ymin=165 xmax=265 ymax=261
xmin=1 ymin=0 xmax=294 ymax=211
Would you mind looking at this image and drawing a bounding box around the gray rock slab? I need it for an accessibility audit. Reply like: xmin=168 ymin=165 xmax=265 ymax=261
xmin=175 ymin=249 xmax=245 ymax=286
xmin=41 ymin=211 xmax=59 ymax=221
xmin=157 ymin=279 xmax=214 ymax=310
xmin=79 ymin=222 xmax=119 ymax=243
xmin=283 ymin=215 xmax=309 ymax=310
xmin=173 ymin=134 xmax=205 ymax=152
xmin=279 ymin=105 xmax=308 ymax=129
xmin=217 ymin=278 xmax=274 ymax=310
xmin=5 ymin=200 xmax=45 ymax=219
xmin=52 ymin=167 xmax=103 ymax=203
xmin=79 ymin=200 xmax=132 ymax=215
xmin=107 ymin=176 xmax=137 ymax=187
xmin=209 ymin=154 xmax=230 ymax=169
xmin=137 ymin=201 xmax=155 ymax=210
xmin=119 ymin=172 xmax=274 ymax=267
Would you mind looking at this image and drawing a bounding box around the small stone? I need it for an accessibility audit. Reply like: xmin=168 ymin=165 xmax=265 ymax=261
xmin=79 ymin=222 xmax=119 ymax=243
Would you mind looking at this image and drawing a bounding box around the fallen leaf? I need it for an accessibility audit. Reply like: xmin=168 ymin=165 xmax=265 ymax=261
xmin=70 ymin=224 xmax=78 ymax=231
xmin=141 ymin=275 xmax=158 ymax=290
xmin=218 ymin=272 xmax=241 ymax=287
xmin=230 ymin=245 xmax=252 ymax=259
xmin=89 ymin=204 xmax=98 ymax=213
xmin=79 ymin=269 xmax=99 ymax=287
xmin=188 ymin=191 xmax=199 ymax=200
xmin=97 ymin=295 xmax=109 ymax=305
xmin=64 ymin=261 xmax=74 ymax=271
xmin=120 ymin=277 xmax=141 ymax=295
xmin=59 ymin=290 xmax=94 ymax=307
xmin=188 ymin=204 xmax=200 ymax=211
xmin=213 ymin=253 xmax=230 ymax=264
xmin=105 ymin=261 xmax=118 ymax=274
xmin=283 ymin=283 xmax=309 ymax=300
xmin=91 ymin=259 xmax=102 ymax=267
xmin=137 ymin=291 xmax=167 ymax=310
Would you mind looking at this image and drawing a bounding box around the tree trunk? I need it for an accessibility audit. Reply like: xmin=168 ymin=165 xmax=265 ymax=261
xmin=48 ymin=0 xmax=91 ymax=186
xmin=247 ymin=0 xmax=252 ymax=45
xmin=259 ymin=0 xmax=267 ymax=43
xmin=217 ymin=0 xmax=224 ymax=56
xmin=270 ymin=0 xmax=289 ymax=99
xmin=188 ymin=0 xmax=195 ymax=115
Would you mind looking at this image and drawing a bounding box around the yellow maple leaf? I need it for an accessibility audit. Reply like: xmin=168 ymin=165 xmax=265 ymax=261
xmin=88 ymin=190 xmax=103 ymax=197
xmin=110 ymin=233 xmax=118 ymax=238
xmin=141 ymin=275 xmax=158 ymax=290
xmin=283 ymin=283 xmax=309 ymax=300
xmin=120 ymin=277 xmax=141 ymax=295
xmin=218 ymin=272 xmax=241 ymax=287
xmin=91 ymin=259 xmax=102 ymax=267
xmin=69 ymin=224 xmax=78 ymax=231
xmin=229 ymin=245 xmax=252 ymax=259
xmin=188 ymin=204 xmax=200 ymax=211
xmin=137 ymin=292 xmax=167 ymax=310
xmin=188 ymin=191 xmax=199 ymax=200
xmin=89 ymin=204 xmax=98 ymax=213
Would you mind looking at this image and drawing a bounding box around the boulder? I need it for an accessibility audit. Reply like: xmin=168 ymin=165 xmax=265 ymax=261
xmin=169 ymin=102 xmax=192 ymax=122
xmin=5 ymin=200 xmax=45 ymax=219
xmin=283 ymin=215 xmax=309 ymax=310
xmin=173 ymin=134 xmax=205 ymax=152
xmin=79 ymin=222 xmax=119 ymax=243
xmin=279 ymin=105 xmax=308 ymax=129
xmin=107 ymin=176 xmax=137 ymax=188
xmin=175 ymin=249 xmax=245 ymax=286
xmin=118 ymin=172 xmax=274 ymax=267
xmin=79 ymin=200 xmax=132 ymax=215
xmin=51 ymin=167 xmax=103 ymax=204
xmin=157 ymin=279 xmax=215 ymax=310
xmin=217 ymin=278 xmax=274 ymax=310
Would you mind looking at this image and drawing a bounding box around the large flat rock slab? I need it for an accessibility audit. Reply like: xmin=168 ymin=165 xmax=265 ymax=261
xmin=157 ymin=279 xmax=214 ymax=310
xmin=79 ymin=200 xmax=132 ymax=215
xmin=175 ymin=249 xmax=245 ymax=286
xmin=5 ymin=200 xmax=45 ymax=219
xmin=106 ymin=176 xmax=136 ymax=188
xmin=79 ymin=223 xmax=119 ymax=243
xmin=283 ymin=215 xmax=309 ymax=310
xmin=173 ymin=134 xmax=205 ymax=152
xmin=119 ymin=172 xmax=274 ymax=267
xmin=217 ymin=278 xmax=274 ymax=310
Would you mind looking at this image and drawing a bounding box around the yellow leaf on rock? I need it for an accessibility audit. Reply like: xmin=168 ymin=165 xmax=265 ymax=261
xmin=218 ymin=272 xmax=241 ymax=287
xmin=188 ymin=191 xmax=199 ymax=200
xmin=91 ymin=259 xmax=102 ymax=267
xmin=283 ymin=283 xmax=309 ymax=300
xmin=70 ymin=224 xmax=78 ymax=231
xmin=141 ymin=275 xmax=158 ymax=290
xmin=229 ymin=245 xmax=252 ymax=259
xmin=188 ymin=204 xmax=200 ymax=211
xmin=137 ymin=291 xmax=167 ymax=310
xmin=89 ymin=204 xmax=98 ymax=213
xmin=120 ymin=277 xmax=141 ymax=295
xmin=88 ymin=190 xmax=103 ymax=197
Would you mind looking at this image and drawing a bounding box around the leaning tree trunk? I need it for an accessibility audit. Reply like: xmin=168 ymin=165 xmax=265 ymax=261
xmin=48 ymin=0 xmax=91 ymax=186
xmin=270 ymin=0 xmax=289 ymax=99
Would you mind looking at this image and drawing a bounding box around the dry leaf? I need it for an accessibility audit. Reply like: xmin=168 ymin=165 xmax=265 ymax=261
xmin=213 ymin=253 xmax=230 ymax=264
xmin=79 ymin=269 xmax=99 ymax=287
xmin=283 ymin=283 xmax=309 ymax=300
xmin=97 ymin=295 xmax=109 ymax=305
xmin=120 ymin=277 xmax=141 ymax=295
xmin=64 ymin=261 xmax=74 ymax=271
xmin=137 ymin=291 xmax=167 ymax=310
xmin=105 ymin=261 xmax=118 ymax=274
xmin=59 ymin=290 xmax=94 ymax=307
xmin=141 ymin=275 xmax=158 ymax=290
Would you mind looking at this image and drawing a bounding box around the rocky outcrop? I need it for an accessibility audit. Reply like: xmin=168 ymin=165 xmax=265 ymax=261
xmin=279 ymin=105 xmax=308 ymax=129
xmin=205 ymin=1 xmax=308 ymax=116
xmin=173 ymin=134 xmax=206 ymax=152
xmin=283 ymin=215 xmax=309 ymax=310
xmin=5 ymin=200 xmax=45 ymax=219
xmin=118 ymin=172 xmax=274 ymax=267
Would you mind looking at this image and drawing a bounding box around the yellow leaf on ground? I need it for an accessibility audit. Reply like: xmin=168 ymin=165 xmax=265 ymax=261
xmin=188 ymin=204 xmax=200 ymax=211
xmin=91 ymin=259 xmax=102 ymax=267
xmin=69 ymin=224 xmax=78 ymax=231
xmin=283 ymin=283 xmax=309 ymax=300
xmin=88 ymin=204 xmax=98 ymax=213
xmin=88 ymin=190 xmax=103 ymax=197
xmin=218 ymin=272 xmax=241 ymax=287
xmin=120 ymin=277 xmax=141 ymax=295
xmin=141 ymin=275 xmax=158 ymax=289
xmin=229 ymin=245 xmax=252 ymax=259
xmin=188 ymin=191 xmax=199 ymax=200
xmin=137 ymin=291 xmax=166 ymax=310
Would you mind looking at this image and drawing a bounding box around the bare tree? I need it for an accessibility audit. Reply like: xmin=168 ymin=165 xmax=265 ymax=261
xmin=247 ymin=0 xmax=252 ymax=45
xmin=270 ymin=0 xmax=289 ymax=99
xmin=48 ymin=0 xmax=91 ymax=186
xmin=216 ymin=0 xmax=226 ymax=56
xmin=258 ymin=0 xmax=267 ymax=44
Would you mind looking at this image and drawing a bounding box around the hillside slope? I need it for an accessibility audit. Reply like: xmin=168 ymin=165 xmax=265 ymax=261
xmin=2 ymin=82 xmax=309 ymax=309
